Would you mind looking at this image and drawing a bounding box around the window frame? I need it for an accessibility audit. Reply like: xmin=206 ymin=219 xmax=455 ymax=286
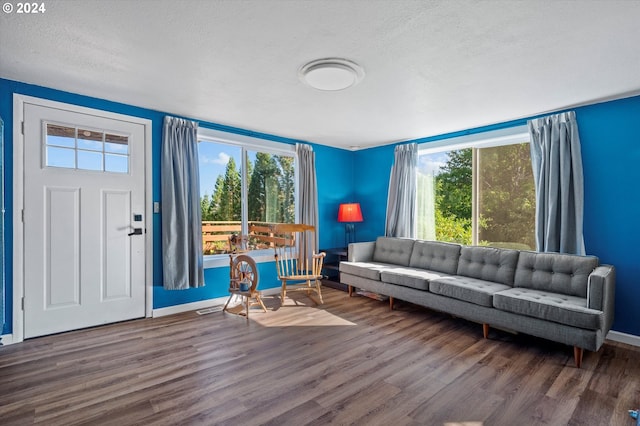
xmin=197 ymin=127 xmax=298 ymax=268
xmin=418 ymin=125 xmax=531 ymax=246
xmin=43 ymin=121 xmax=131 ymax=174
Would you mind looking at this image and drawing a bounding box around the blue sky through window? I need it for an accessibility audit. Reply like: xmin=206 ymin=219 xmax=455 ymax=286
xmin=418 ymin=151 xmax=448 ymax=176
xmin=198 ymin=142 xmax=239 ymax=197
xmin=198 ymin=141 xmax=262 ymax=198
xmin=46 ymin=133 xmax=129 ymax=173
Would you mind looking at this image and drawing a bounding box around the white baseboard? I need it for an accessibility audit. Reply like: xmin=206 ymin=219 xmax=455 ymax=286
xmin=606 ymin=330 xmax=640 ymax=347
xmin=152 ymin=287 xmax=281 ymax=318
xmin=0 ymin=334 xmax=15 ymax=345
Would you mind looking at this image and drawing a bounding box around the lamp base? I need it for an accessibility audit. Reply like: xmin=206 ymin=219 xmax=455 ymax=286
xmin=344 ymin=223 xmax=356 ymax=247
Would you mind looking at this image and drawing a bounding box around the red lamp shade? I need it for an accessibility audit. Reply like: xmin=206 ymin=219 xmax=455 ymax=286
xmin=338 ymin=203 xmax=363 ymax=223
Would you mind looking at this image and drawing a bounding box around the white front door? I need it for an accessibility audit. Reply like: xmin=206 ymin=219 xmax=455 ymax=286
xmin=22 ymin=102 xmax=146 ymax=338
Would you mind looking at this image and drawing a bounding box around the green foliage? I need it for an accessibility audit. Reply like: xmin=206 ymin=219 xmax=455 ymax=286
xmin=210 ymin=176 xmax=224 ymax=220
xmin=432 ymin=148 xmax=473 ymax=244
xmin=203 ymin=151 xmax=295 ymax=225
xmin=434 ymin=208 xmax=472 ymax=245
xmin=477 ymin=143 xmax=535 ymax=249
xmin=248 ymin=152 xmax=279 ymax=222
xmin=436 ymin=149 xmax=472 ymax=220
xmin=201 ymin=193 xmax=213 ymax=221
xmin=275 ymin=155 xmax=295 ymax=223
xmin=215 ymin=157 xmax=241 ymax=221
xmin=245 ymin=156 xmax=253 ymax=185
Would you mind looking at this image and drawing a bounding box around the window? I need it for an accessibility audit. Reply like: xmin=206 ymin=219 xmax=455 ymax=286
xmin=198 ymin=128 xmax=296 ymax=259
xmin=45 ymin=123 xmax=129 ymax=173
xmin=417 ymin=126 xmax=536 ymax=250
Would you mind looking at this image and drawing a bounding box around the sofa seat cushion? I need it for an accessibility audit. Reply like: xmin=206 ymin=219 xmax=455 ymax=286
xmin=493 ymin=288 xmax=602 ymax=330
xmin=429 ymin=276 xmax=512 ymax=307
xmin=381 ymin=268 xmax=451 ymax=291
xmin=339 ymin=261 xmax=398 ymax=281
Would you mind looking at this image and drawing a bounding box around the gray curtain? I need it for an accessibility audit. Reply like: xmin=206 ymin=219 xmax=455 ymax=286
xmin=161 ymin=116 xmax=204 ymax=289
xmin=296 ymin=143 xmax=319 ymax=251
xmin=528 ymin=111 xmax=585 ymax=255
xmin=385 ymin=143 xmax=418 ymax=238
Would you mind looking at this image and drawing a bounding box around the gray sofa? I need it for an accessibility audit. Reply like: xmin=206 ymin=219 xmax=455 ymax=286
xmin=339 ymin=237 xmax=615 ymax=367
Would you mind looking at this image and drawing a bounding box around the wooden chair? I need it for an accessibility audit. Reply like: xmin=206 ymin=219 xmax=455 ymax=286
xmin=272 ymin=224 xmax=326 ymax=306
xmin=223 ymin=253 xmax=267 ymax=319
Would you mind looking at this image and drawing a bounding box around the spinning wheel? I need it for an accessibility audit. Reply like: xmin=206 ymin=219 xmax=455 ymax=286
xmin=231 ymin=255 xmax=259 ymax=292
xmin=223 ymin=254 xmax=267 ymax=319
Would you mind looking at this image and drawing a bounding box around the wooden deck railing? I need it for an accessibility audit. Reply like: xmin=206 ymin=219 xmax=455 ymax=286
xmin=202 ymin=221 xmax=293 ymax=254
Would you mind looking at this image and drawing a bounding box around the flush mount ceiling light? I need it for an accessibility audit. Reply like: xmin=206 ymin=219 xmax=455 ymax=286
xmin=299 ymin=58 xmax=365 ymax=91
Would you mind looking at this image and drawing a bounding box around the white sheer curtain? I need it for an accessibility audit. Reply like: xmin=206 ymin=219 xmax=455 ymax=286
xmin=161 ymin=116 xmax=204 ymax=289
xmin=528 ymin=111 xmax=585 ymax=255
xmin=385 ymin=143 xmax=418 ymax=238
xmin=416 ymin=172 xmax=436 ymax=240
xmin=296 ymin=143 xmax=319 ymax=251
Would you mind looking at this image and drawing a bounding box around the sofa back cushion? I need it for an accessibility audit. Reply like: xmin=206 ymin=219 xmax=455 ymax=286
xmin=409 ymin=240 xmax=461 ymax=274
xmin=514 ymin=251 xmax=598 ymax=298
xmin=372 ymin=237 xmax=415 ymax=266
xmin=456 ymin=246 xmax=519 ymax=286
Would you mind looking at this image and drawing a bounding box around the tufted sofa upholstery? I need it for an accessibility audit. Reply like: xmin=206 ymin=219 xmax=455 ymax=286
xmin=339 ymin=237 xmax=616 ymax=367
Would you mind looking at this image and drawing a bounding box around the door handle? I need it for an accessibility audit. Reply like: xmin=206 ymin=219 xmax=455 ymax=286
xmin=128 ymin=228 xmax=143 ymax=236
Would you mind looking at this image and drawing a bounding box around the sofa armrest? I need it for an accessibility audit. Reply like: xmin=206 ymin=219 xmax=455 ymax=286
xmin=587 ymin=265 xmax=616 ymax=331
xmin=348 ymin=241 xmax=376 ymax=262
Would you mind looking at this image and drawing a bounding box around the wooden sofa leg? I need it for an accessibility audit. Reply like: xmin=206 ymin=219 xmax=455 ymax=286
xmin=389 ymin=296 xmax=394 ymax=310
xmin=348 ymin=285 xmax=353 ymax=297
xmin=482 ymin=323 xmax=490 ymax=339
xmin=574 ymin=346 xmax=583 ymax=368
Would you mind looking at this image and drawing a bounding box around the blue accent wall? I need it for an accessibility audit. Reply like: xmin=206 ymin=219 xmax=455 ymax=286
xmin=314 ymin=143 xmax=354 ymax=249
xmin=576 ymin=96 xmax=640 ymax=336
xmin=0 ymin=78 xmax=352 ymax=334
xmin=2 ymin=76 xmax=640 ymax=338
xmin=352 ymin=144 xmax=395 ymax=242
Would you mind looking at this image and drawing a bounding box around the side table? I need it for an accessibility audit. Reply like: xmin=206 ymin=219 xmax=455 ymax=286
xmin=320 ymin=247 xmax=348 ymax=292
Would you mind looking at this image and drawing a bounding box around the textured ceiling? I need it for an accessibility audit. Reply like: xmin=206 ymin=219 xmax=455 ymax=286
xmin=2 ymin=0 xmax=640 ymax=150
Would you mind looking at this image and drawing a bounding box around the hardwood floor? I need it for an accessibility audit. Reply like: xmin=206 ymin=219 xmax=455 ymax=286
xmin=1 ymin=287 xmax=638 ymax=425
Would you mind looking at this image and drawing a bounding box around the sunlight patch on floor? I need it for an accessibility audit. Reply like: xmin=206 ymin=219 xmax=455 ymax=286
xmin=251 ymin=305 xmax=357 ymax=327
xmin=247 ymin=295 xmax=357 ymax=327
xmin=219 ymin=293 xmax=358 ymax=327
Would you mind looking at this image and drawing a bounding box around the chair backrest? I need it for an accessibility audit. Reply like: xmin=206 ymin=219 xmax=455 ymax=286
xmin=271 ymin=224 xmax=325 ymax=278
